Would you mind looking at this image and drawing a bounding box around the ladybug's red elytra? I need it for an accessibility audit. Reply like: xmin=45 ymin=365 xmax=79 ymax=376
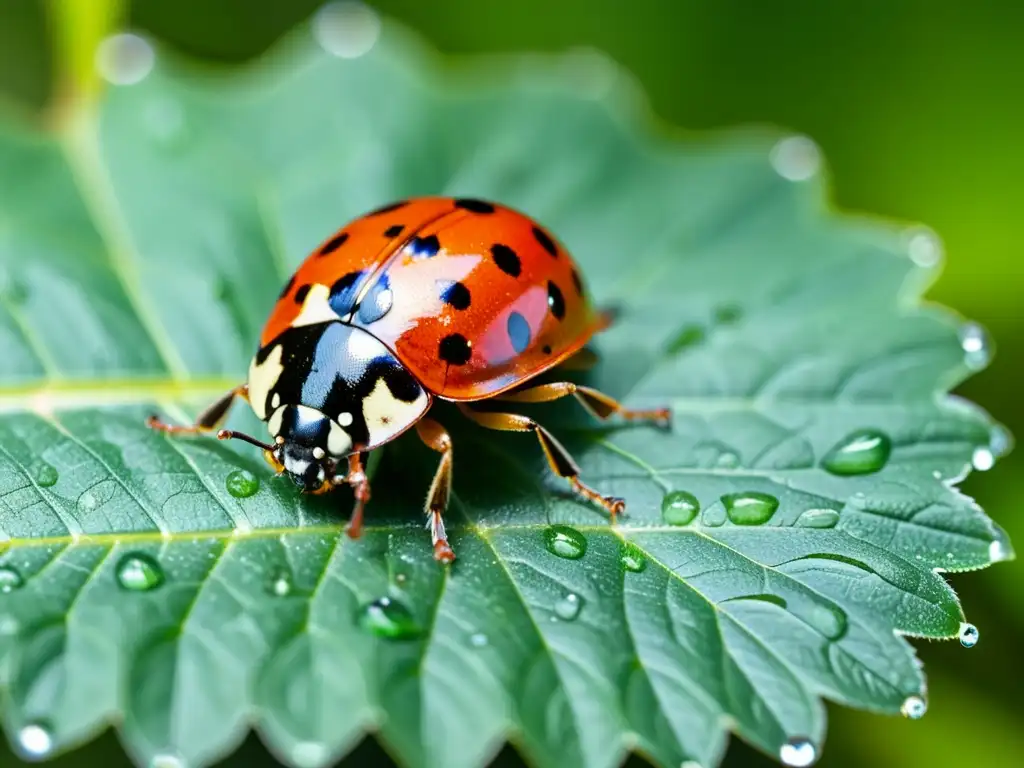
xmin=148 ymin=197 xmax=670 ymax=562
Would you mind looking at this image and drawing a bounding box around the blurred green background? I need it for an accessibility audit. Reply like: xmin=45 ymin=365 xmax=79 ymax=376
xmin=1 ymin=0 xmax=1020 ymax=766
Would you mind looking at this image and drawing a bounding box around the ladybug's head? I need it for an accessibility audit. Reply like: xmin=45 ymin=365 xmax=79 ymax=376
xmin=270 ymin=404 xmax=347 ymax=492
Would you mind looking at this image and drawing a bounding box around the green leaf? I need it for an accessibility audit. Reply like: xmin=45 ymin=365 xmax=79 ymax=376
xmin=0 ymin=11 xmax=1013 ymax=768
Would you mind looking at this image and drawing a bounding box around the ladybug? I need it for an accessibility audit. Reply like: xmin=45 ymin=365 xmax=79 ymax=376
xmin=148 ymin=197 xmax=670 ymax=562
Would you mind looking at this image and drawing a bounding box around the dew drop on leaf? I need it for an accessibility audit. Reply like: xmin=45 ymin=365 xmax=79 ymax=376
xmin=809 ymin=602 xmax=848 ymax=641
xmin=959 ymin=322 xmax=991 ymax=370
xmin=715 ymin=451 xmax=739 ymax=468
xmin=990 ymin=424 xmax=1013 ymax=458
xmin=313 ymin=1 xmax=381 ymax=59
xmin=267 ymin=569 xmax=292 ymax=597
xmin=661 ymin=490 xmax=700 ymax=526
xmin=794 ymin=508 xmax=840 ymax=529
xmin=722 ymin=492 xmax=779 ymax=525
xmin=543 ymin=525 xmax=587 ymax=559
xmin=901 ymin=695 xmax=927 ymax=719
xmin=620 ymin=543 xmax=647 ymax=572
xmin=958 ymin=622 xmax=979 ymax=648
xmin=17 ymin=722 xmax=53 ymax=758
xmin=225 ymin=469 xmax=260 ymax=498
xmin=469 ymin=632 xmax=489 ymax=648
xmin=31 ymin=462 xmax=58 ymax=488
xmin=554 ymin=593 xmax=583 ymax=621
xmin=906 ymin=227 xmax=943 ymax=268
xmin=821 ymin=429 xmax=891 ymax=475
xmin=0 ymin=565 xmax=24 ymax=593
xmin=149 ymin=754 xmax=186 ymax=768
xmin=779 ymin=737 xmax=817 ymax=767
xmin=971 ymin=446 xmax=995 ymax=471
xmin=770 ymin=135 xmax=820 ymax=181
xmin=291 ymin=741 xmax=329 ymax=768
xmin=115 ymin=553 xmax=164 ymax=592
xmin=78 ymin=491 xmax=98 ymax=511
xmin=359 ymin=597 xmax=420 ymax=640
xmin=95 ymin=33 xmax=155 ymax=86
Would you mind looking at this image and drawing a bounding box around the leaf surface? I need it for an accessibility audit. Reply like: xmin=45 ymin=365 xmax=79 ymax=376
xmin=0 ymin=17 xmax=1012 ymax=768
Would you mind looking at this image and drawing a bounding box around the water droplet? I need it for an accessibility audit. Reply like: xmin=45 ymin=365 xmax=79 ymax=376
xmin=662 ymin=490 xmax=700 ymax=526
xmin=313 ymin=1 xmax=381 ymax=59
xmin=0 ymin=566 xmax=23 ymax=593
xmin=95 ymin=33 xmax=155 ymax=85
xmin=779 ymin=737 xmax=817 ymax=767
xmin=225 ymin=469 xmax=260 ymax=498
xmin=115 ymin=553 xmax=164 ymax=592
xmin=958 ymin=622 xmax=979 ymax=648
xmin=901 ymin=695 xmax=927 ymax=719
xmin=32 ymin=462 xmax=58 ymax=488
xmin=666 ymin=325 xmax=705 ymax=354
xmin=990 ymin=535 xmax=1012 ymax=563
xmin=770 ymin=136 xmax=821 ymax=181
xmin=291 ymin=741 xmax=329 ymax=768
xmin=267 ymin=570 xmax=292 ymax=597
xmin=17 ymin=722 xmax=53 ymax=758
xmin=971 ymin=446 xmax=995 ymax=471
xmin=359 ymin=597 xmax=420 ymax=640
xmin=554 ymin=593 xmax=583 ymax=621
xmin=809 ymin=602 xmax=848 ymax=641
xmin=821 ymin=429 xmax=891 ymax=475
xmin=906 ymin=228 xmax=943 ymax=268
xmin=621 ymin=543 xmax=647 ymax=573
xmin=989 ymin=424 xmax=1013 ymax=458
xmin=78 ymin=491 xmax=98 ymax=511
xmin=149 ymin=755 xmax=186 ymax=768
xmin=722 ymin=492 xmax=779 ymax=525
xmin=959 ymin=322 xmax=991 ymax=370
xmin=543 ymin=525 xmax=587 ymax=560
xmin=716 ymin=451 xmax=739 ymax=468
xmin=469 ymin=632 xmax=489 ymax=648
xmin=794 ymin=508 xmax=840 ymax=529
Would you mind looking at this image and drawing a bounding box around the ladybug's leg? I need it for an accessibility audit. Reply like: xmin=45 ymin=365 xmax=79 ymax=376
xmin=341 ymin=453 xmax=371 ymax=540
xmin=494 ymin=382 xmax=670 ymax=427
xmin=147 ymin=385 xmax=249 ymax=435
xmin=457 ymin=404 xmax=625 ymax=521
xmin=414 ymin=418 xmax=456 ymax=563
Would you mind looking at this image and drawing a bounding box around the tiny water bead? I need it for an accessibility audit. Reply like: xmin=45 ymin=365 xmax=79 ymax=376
xmin=971 ymin=446 xmax=995 ymax=471
xmin=313 ymin=1 xmax=381 ymax=59
xmin=0 ymin=566 xmax=24 ymax=593
xmin=469 ymin=632 xmax=489 ymax=648
xmin=554 ymin=593 xmax=583 ymax=621
xmin=32 ymin=462 xmax=59 ymax=488
xmin=906 ymin=228 xmax=943 ymax=268
xmin=359 ymin=597 xmax=420 ymax=640
xmin=715 ymin=450 xmax=740 ymax=468
xmin=543 ymin=525 xmax=587 ymax=560
xmin=722 ymin=492 xmax=779 ymax=525
xmin=662 ymin=490 xmax=700 ymax=526
xmin=78 ymin=491 xmax=99 ymax=511
xmin=959 ymin=322 xmax=991 ymax=370
xmin=779 ymin=737 xmax=817 ymax=767
xmin=17 ymin=722 xmax=53 ymax=758
xmin=621 ymin=543 xmax=647 ymax=573
xmin=95 ymin=33 xmax=155 ymax=85
xmin=267 ymin=570 xmax=293 ymax=597
xmin=794 ymin=508 xmax=840 ymax=529
xmin=989 ymin=424 xmax=1014 ymax=459
xmin=959 ymin=622 xmax=980 ymax=648
xmin=901 ymin=695 xmax=927 ymax=720
xmin=225 ymin=469 xmax=260 ymax=498
xmin=770 ymin=135 xmax=821 ymax=182
xmin=115 ymin=553 xmax=164 ymax=592
xmin=821 ymin=429 xmax=891 ymax=476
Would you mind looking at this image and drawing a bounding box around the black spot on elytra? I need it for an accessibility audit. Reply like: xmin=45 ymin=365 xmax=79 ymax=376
xmin=383 ymin=224 xmax=404 ymax=238
xmin=408 ymin=234 xmax=440 ymax=258
xmin=368 ymin=200 xmax=408 ymax=216
xmin=547 ymin=281 xmax=566 ymax=320
xmin=439 ymin=333 xmax=472 ymax=365
xmin=329 ymin=271 xmax=365 ymax=316
xmin=439 ymin=280 xmax=471 ymax=310
xmin=294 ymin=284 xmax=311 ymax=305
xmin=491 ymin=244 xmax=521 ymax=277
xmin=454 ymin=198 xmax=495 ymax=214
xmin=542 ymin=344 xmax=553 ymax=355
xmin=571 ymin=268 xmax=584 ymax=297
xmin=279 ymin=275 xmax=295 ymax=299
xmin=532 ymin=226 xmax=558 ymax=257
xmin=318 ymin=232 xmax=348 ymax=256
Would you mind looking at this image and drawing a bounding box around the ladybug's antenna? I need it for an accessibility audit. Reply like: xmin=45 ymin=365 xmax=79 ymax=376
xmin=217 ymin=429 xmax=275 ymax=452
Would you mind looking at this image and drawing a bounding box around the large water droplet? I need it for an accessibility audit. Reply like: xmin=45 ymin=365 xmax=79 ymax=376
xmin=959 ymin=322 xmax=991 ymax=370
xmin=469 ymin=632 xmax=489 ymax=648
xmin=267 ymin=569 xmax=293 ymax=597
xmin=0 ymin=565 xmax=24 ymax=593
xmin=32 ymin=462 xmax=59 ymax=488
xmin=17 ymin=722 xmax=53 ymax=758
xmin=313 ymin=1 xmax=381 ymax=59
xmin=543 ymin=525 xmax=587 ymax=560
xmin=621 ymin=543 xmax=647 ymax=573
xmin=906 ymin=228 xmax=943 ymax=268
xmin=359 ymin=597 xmax=420 ymax=640
xmin=958 ymin=622 xmax=979 ymax=648
xmin=809 ymin=602 xmax=848 ymax=641
xmin=554 ymin=593 xmax=583 ymax=621
xmin=95 ymin=33 xmax=155 ymax=85
xmin=779 ymin=737 xmax=817 ymax=767
xmin=971 ymin=446 xmax=995 ymax=471
xmin=770 ymin=135 xmax=821 ymax=181
xmin=722 ymin=492 xmax=779 ymax=525
xmin=901 ymin=695 xmax=927 ymax=719
xmin=715 ymin=451 xmax=739 ymax=468
xmin=291 ymin=741 xmax=329 ymax=768
xmin=821 ymin=429 xmax=891 ymax=475
xmin=225 ymin=469 xmax=260 ymax=498
xmin=662 ymin=490 xmax=700 ymax=526
xmin=794 ymin=508 xmax=840 ymax=529
xmin=115 ymin=553 xmax=164 ymax=592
